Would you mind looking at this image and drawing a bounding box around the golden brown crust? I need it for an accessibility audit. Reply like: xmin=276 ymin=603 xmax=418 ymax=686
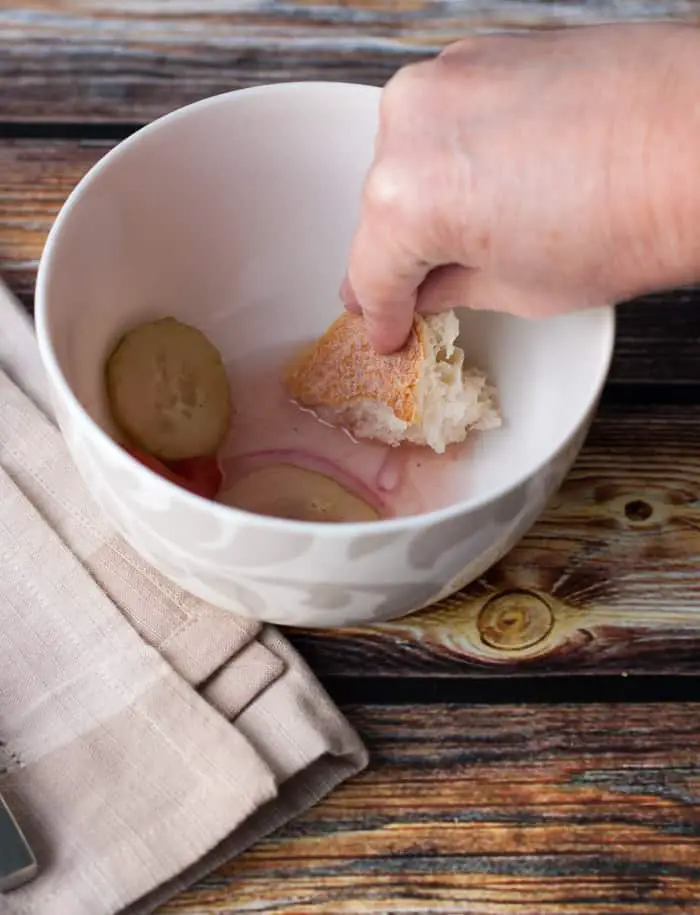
xmin=284 ymin=312 xmax=425 ymax=423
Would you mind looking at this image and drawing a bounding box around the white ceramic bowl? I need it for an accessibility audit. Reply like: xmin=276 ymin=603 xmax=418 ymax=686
xmin=35 ymin=82 xmax=614 ymax=629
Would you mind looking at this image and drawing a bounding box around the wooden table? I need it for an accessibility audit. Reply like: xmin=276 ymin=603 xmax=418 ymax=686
xmin=3 ymin=3 xmax=700 ymax=912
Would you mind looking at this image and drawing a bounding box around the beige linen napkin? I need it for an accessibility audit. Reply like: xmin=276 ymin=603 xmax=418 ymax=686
xmin=0 ymin=281 xmax=368 ymax=915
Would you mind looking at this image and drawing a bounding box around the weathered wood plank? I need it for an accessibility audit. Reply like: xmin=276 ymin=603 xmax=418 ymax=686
xmin=1 ymin=137 xmax=699 ymax=388
xmin=1 ymin=2 xmax=699 ymax=123
xmin=614 ymin=287 xmax=700 ymax=386
xmin=4 ymin=8 xmax=700 ymax=915
xmin=291 ymin=398 xmax=700 ymax=676
xmin=157 ymin=703 xmax=700 ymax=914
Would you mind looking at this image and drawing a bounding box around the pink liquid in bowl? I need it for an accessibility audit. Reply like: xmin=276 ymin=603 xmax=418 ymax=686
xmin=218 ymin=346 xmax=476 ymax=521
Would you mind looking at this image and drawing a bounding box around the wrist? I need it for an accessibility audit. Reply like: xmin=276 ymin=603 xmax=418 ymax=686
xmin=621 ymin=26 xmax=700 ymax=298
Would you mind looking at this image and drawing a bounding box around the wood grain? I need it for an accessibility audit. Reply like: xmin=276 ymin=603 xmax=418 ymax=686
xmin=155 ymin=703 xmax=700 ymax=914
xmin=291 ymin=398 xmax=700 ymax=676
xmin=4 ymin=6 xmax=700 ymax=915
xmin=1 ymin=137 xmax=699 ymax=388
xmin=2 ymin=2 xmax=700 ymax=123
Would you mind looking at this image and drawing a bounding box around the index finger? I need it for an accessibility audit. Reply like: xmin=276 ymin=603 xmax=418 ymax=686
xmin=346 ymin=170 xmax=431 ymax=353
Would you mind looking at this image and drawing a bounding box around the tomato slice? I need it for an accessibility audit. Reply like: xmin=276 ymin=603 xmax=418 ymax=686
xmin=125 ymin=447 xmax=222 ymax=500
xmin=168 ymin=456 xmax=223 ymax=500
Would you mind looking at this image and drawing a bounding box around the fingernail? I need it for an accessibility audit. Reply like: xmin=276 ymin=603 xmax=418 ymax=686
xmin=339 ymin=275 xmax=360 ymax=312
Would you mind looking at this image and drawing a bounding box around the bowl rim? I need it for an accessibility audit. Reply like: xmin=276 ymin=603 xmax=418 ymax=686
xmin=35 ymin=80 xmax=616 ymax=539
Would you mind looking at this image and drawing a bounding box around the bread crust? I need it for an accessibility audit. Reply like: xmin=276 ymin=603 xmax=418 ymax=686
xmin=285 ymin=312 xmax=425 ymax=423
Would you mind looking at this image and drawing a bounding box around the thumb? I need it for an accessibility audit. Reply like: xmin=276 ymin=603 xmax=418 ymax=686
xmin=415 ymin=264 xmax=476 ymax=314
xmin=417 ymin=265 xmax=565 ymax=319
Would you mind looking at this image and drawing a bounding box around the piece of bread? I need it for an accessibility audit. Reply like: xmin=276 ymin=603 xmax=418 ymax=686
xmin=285 ymin=310 xmax=501 ymax=454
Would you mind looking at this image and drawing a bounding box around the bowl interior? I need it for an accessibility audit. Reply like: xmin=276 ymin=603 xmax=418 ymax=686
xmin=38 ymin=82 xmax=613 ymax=515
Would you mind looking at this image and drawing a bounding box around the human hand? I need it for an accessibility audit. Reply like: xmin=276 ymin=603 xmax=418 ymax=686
xmin=342 ymin=24 xmax=700 ymax=352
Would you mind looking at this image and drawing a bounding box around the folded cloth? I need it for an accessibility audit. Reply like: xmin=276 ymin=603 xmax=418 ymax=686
xmin=0 ymin=280 xmax=368 ymax=915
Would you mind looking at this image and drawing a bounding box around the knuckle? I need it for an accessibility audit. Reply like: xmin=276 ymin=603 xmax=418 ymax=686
xmin=362 ymin=158 xmax=409 ymax=217
xmin=380 ymin=60 xmax=436 ymax=121
xmin=434 ymin=36 xmax=502 ymax=86
xmin=437 ymin=37 xmax=479 ymax=62
xmin=362 ymin=151 xmax=461 ymax=262
xmin=362 ymin=159 xmax=434 ymax=241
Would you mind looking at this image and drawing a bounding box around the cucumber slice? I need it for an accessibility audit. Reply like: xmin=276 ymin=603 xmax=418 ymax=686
xmin=106 ymin=318 xmax=231 ymax=461
xmin=219 ymin=464 xmax=380 ymax=523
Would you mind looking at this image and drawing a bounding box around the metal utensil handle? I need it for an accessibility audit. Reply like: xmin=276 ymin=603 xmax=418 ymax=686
xmin=0 ymin=791 xmax=38 ymax=892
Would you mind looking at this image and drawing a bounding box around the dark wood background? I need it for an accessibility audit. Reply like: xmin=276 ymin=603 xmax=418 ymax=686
xmin=3 ymin=3 xmax=700 ymax=912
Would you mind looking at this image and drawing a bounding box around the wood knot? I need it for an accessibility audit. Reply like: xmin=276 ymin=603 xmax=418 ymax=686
xmin=477 ymin=591 xmax=554 ymax=652
xmin=624 ymin=499 xmax=653 ymax=522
